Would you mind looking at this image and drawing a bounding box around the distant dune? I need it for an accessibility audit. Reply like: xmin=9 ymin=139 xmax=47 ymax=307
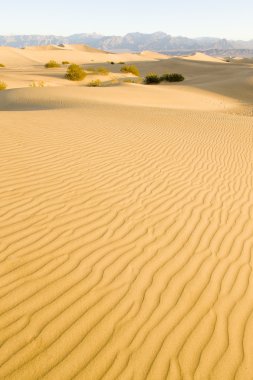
xmin=24 ymin=45 xmax=67 ymax=51
xmin=181 ymin=52 xmax=227 ymax=63
xmin=0 ymin=44 xmax=253 ymax=380
xmin=24 ymin=44 xmax=109 ymax=54
xmin=140 ymin=50 xmax=170 ymax=60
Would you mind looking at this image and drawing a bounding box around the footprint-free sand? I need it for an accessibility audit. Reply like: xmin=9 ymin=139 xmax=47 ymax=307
xmin=1 ymin=45 xmax=253 ymax=379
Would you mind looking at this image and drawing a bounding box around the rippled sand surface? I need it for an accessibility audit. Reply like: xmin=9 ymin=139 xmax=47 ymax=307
xmin=1 ymin=46 xmax=253 ymax=379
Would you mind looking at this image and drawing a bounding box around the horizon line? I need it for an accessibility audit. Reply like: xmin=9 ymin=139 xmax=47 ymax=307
xmin=0 ymin=31 xmax=252 ymax=42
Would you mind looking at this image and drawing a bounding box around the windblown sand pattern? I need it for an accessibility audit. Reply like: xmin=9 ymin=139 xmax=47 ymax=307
xmin=1 ymin=47 xmax=253 ymax=379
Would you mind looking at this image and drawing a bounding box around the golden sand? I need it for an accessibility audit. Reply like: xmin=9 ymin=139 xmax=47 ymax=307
xmin=0 ymin=45 xmax=253 ymax=379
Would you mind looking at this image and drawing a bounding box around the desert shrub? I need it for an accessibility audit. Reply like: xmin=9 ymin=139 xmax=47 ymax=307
xmin=62 ymin=61 xmax=70 ymax=65
xmin=110 ymin=61 xmax=115 ymax=65
xmin=45 ymin=60 xmax=61 ymax=68
xmin=97 ymin=67 xmax=109 ymax=75
xmin=29 ymin=80 xmax=45 ymax=88
xmin=110 ymin=78 xmax=119 ymax=85
xmin=123 ymin=78 xmax=142 ymax=84
xmin=0 ymin=81 xmax=7 ymax=90
xmin=160 ymin=73 xmax=184 ymax=82
xmin=86 ymin=67 xmax=109 ymax=75
xmin=65 ymin=64 xmax=86 ymax=81
xmin=123 ymin=78 xmax=136 ymax=83
xmin=120 ymin=65 xmax=140 ymax=76
xmin=118 ymin=62 xmax=125 ymax=65
xmin=0 ymin=63 xmax=5 ymax=68
xmin=88 ymin=79 xmax=102 ymax=87
xmin=87 ymin=66 xmax=96 ymax=72
xmin=144 ymin=73 xmax=161 ymax=84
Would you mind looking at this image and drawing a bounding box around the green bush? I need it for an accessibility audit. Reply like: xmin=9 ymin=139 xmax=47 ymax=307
xmin=29 ymin=80 xmax=45 ymax=88
xmin=45 ymin=60 xmax=61 ymax=68
xmin=120 ymin=65 xmax=140 ymax=76
xmin=62 ymin=61 xmax=70 ymax=65
xmin=0 ymin=81 xmax=7 ymax=90
xmin=87 ymin=66 xmax=96 ymax=72
xmin=160 ymin=73 xmax=184 ymax=82
xmin=65 ymin=64 xmax=86 ymax=81
xmin=123 ymin=78 xmax=142 ymax=84
xmin=88 ymin=79 xmax=102 ymax=87
xmin=0 ymin=63 xmax=5 ymax=68
xmin=87 ymin=66 xmax=109 ymax=75
xmin=144 ymin=73 xmax=161 ymax=84
xmin=97 ymin=67 xmax=109 ymax=75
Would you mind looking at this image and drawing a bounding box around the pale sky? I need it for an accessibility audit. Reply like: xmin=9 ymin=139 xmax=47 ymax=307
xmin=1 ymin=0 xmax=252 ymax=40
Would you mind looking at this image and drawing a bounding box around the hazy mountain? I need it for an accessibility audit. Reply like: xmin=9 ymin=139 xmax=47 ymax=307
xmin=1 ymin=32 xmax=253 ymax=56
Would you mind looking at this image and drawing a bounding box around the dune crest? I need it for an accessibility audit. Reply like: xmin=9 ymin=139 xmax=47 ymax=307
xmin=181 ymin=52 xmax=227 ymax=63
xmin=140 ymin=50 xmax=170 ymax=59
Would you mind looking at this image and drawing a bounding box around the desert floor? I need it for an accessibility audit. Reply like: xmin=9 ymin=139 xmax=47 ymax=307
xmin=1 ymin=45 xmax=253 ymax=379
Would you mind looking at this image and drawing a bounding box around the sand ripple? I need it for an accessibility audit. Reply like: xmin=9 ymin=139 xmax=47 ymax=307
xmin=1 ymin=102 xmax=253 ymax=379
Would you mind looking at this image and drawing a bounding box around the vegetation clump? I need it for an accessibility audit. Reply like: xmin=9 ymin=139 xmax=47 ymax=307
xmin=160 ymin=73 xmax=184 ymax=82
xmin=65 ymin=64 xmax=86 ymax=81
xmin=118 ymin=62 xmax=125 ymax=65
xmin=87 ymin=66 xmax=109 ymax=75
xmin=144 ymin=72 xmax=185 ymax=85
xmin=120 ymin=65 xmax=140 ymax=76
xmin=88 ymin=79 xmax=102 ymax=87
xmin=87 ymin=66 xmax=96 ymax=72
xmin=0 ymin=81 xmax=7 ymax=90
xmin=0 ymin=63 xmax=5 ymax=68
xmin=45 ymin=60 xmax=61 ymax=68
xmin=144 ymin=73 xmax=161 ymax=84
xmin=29 ymin=80 xmax=45 ymax=88
xmin=123 ymin=78 xmax=142 ymax=84
xmin=97 ymin=67 xmax=109 ymax=75
xmin=62 ymin=61 xmax=70 ymax=65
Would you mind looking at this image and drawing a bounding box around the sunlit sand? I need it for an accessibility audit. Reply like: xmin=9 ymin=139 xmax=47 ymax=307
xmin=1 ymin=44 xmax=253 ymax=379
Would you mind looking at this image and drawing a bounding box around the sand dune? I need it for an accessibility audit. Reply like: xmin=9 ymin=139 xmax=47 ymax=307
xmin=0 ymin=86 xmax=238 ymax=112
xmin=181 ymin=52 xmax=227 ymax=63
xmin=0 ymin=46 xmax=38 ymax=67
xmin=1 ymin=45 xmax=253 ymax=108
xmin=0 ymin=45 xmax=164 ymax=67
xmin=68 ymin=44 xmax=108 ymax=53
xmin=140 ymin=50 xmax=170 ymax=59
xmin=1 ymin=45 xmax=253 ymax=379
xmin=24 ymin=45 xmax=67 ymax=51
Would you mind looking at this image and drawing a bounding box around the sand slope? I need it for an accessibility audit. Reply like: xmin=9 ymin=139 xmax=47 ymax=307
xmin=0 ymin=86 xmax=237 ymax=112
xmin=181 ymin=52 xmax=227 ymax=63
xmin=0 ymin=44 xmax=165 ymax=68
xmin=140 ymin=50 xmax=170 ymax=59
xmin=1 ymin=46 xmax=253 ymax=380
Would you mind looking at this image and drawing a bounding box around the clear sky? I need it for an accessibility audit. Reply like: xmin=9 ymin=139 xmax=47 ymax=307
xmin=1 ymin=0 xmax=252 ymax=40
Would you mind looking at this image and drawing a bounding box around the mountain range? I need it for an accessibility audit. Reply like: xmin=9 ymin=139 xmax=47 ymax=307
xmin=1 ymin=32 xmax=253 ymax=57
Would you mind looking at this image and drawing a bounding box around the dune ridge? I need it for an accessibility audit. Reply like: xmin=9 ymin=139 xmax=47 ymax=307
xmin=181 ymin=52 xmax=227 ymax=63
xmin=0 ymin=86 xmax=238 ymax=112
